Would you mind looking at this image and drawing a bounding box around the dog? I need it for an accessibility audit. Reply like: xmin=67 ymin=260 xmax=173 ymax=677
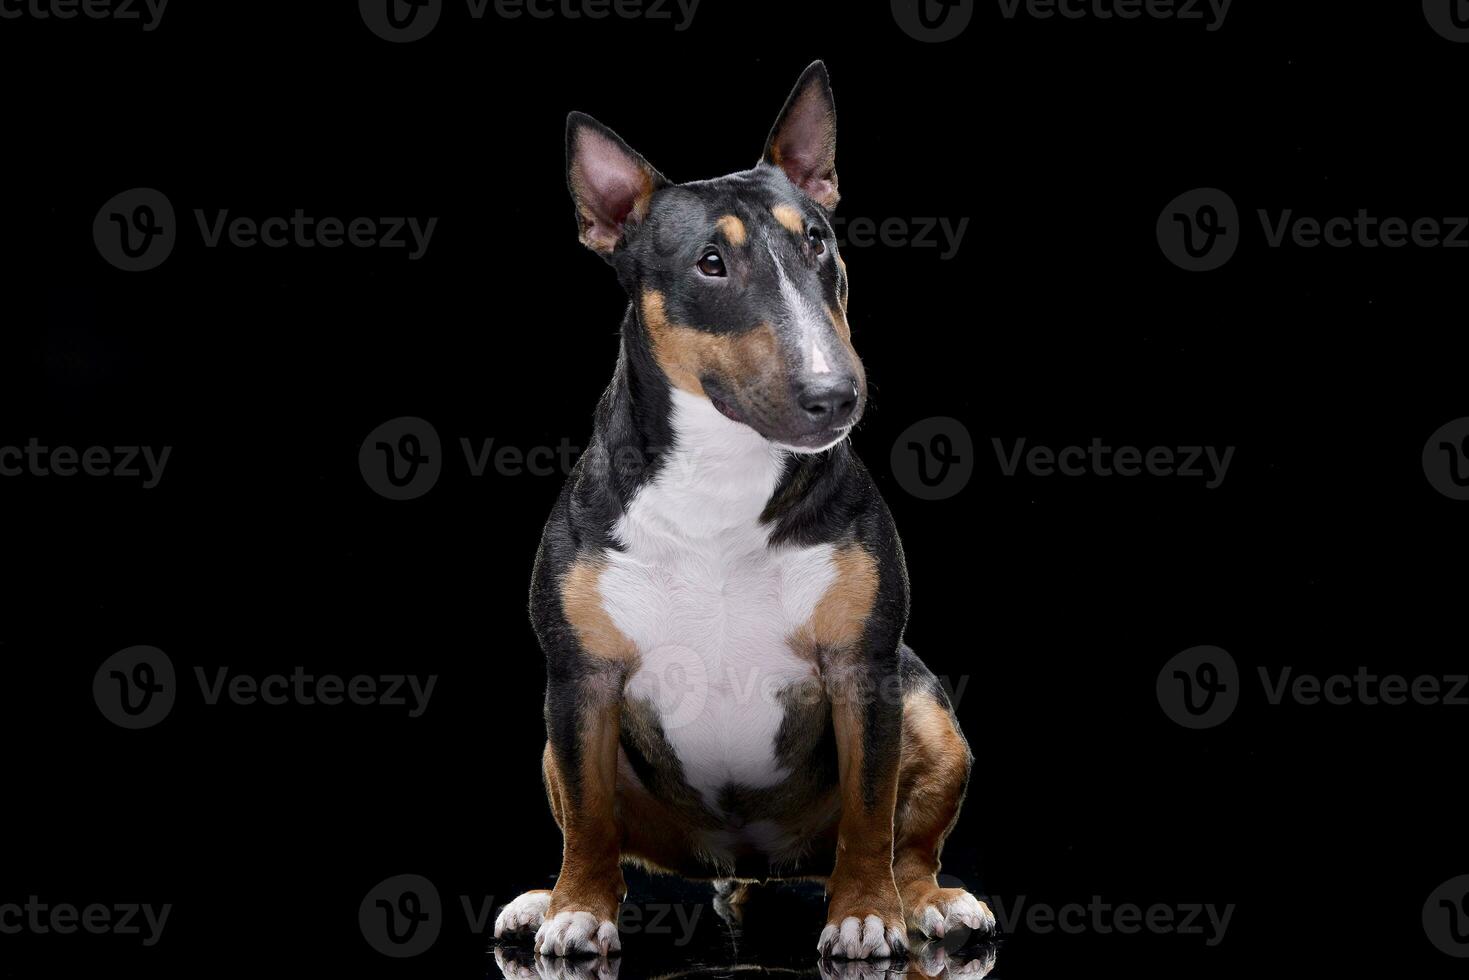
xmin=493 ymin=61 xmax=993 ymax=962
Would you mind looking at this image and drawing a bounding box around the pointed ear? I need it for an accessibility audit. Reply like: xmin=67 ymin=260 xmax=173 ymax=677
xmin=761 ymin=61 xmax=839 ymax=210
xmin=567 ymin=111 xmax=668 ymax=257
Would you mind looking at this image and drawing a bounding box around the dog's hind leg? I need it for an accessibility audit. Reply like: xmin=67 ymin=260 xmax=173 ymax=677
xmin=892 ymin=662 xmax=995 ymax=941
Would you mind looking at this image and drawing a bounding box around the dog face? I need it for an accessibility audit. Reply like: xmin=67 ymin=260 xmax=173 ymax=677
xmin=566 ymin=62 xmax=865 ymax=452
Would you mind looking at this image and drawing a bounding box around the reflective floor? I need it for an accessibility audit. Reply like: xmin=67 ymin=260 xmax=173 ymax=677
xmin=489 ymin=877 xmax=1001 ymax=980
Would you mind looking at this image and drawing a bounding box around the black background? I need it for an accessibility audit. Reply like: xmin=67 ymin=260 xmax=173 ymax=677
xmin=3 ymin=0 xmax=1467 ymax=976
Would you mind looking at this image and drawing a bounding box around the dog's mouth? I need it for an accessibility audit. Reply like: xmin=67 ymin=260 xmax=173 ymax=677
xmin=703 ymin=380 xmax=858 ymax=453
xmin=707 ymin=390 xmax=747 ymax=427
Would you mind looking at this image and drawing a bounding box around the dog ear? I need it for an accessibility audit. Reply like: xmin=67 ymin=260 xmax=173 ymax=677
xmin=761 ymin=61 xmax=839 ymax=210
xmin=566 ymin=112 xmax=668 ymax=258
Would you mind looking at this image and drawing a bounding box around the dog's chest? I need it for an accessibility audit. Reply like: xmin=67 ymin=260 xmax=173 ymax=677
xmin=597 ymin=394 xmax=839 ymax=806
xmin=603 ymin=519 xmax=837 ymax=801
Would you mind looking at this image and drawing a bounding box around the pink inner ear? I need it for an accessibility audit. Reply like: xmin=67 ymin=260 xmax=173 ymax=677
xmin=772 ymin=87 xmax=837 ymax=206
xmin=575 ymin=128 xmax=651 ymax=244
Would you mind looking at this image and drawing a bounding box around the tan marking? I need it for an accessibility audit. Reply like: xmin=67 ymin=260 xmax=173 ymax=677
xmin=894 ymin=692 xmax=976 ymax=930
xmin=561 ymin=558 xmax=637 ymax=662
xmin=640 ymin=290 xmax=784 ymax=398
xmin=771 ymin=204 xmax=806 ymax=235
xmin=825 ymin=304 xmax=852 ymax=343
xmin=543 ymin=720 xmax=626 ymax=923
xmin=825 ymin=688 xmax=903 ymax=929
xmin=790 ymin=545 xmax=878 ymax=663
xmin=716 ymin=214 xmax=748 ymax=247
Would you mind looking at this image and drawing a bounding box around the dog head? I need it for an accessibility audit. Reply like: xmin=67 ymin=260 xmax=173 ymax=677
xmin=566 ymin=61 xmax=864 ymax=453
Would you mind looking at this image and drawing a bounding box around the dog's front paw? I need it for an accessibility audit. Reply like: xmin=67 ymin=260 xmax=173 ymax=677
xmin=906 ymin=888 xmax=995 ymax=941
xmin=535 ymin=909 xmax=621 ymax=958
xmin=495 ymin=890 xmax=553 ymax=938
xmin=817 ymin=913 xmax=907 ymax=960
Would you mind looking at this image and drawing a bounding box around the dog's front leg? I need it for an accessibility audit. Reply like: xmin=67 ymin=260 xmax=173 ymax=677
xmin=818 ymin=655 xmax=907 ymax=960
xmin=536 ymin=670 xmax=627 ymax=957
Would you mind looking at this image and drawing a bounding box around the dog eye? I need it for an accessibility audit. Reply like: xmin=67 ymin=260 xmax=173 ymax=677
xmin=696 ymin=249 xmax=726 ymax=277
xmin=807 ymin=227 xmax=826 ymax=255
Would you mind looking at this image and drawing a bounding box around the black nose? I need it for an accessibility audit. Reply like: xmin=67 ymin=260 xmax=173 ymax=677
xmin=797 ymin=376 xmax=860 ymax=428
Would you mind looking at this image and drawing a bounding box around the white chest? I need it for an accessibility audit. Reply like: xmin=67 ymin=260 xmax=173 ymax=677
xmin=597 ymin=391 xmax=838 ymax=805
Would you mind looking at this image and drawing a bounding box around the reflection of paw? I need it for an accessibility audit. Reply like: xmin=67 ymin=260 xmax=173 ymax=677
xmin=496 ymin=890 xmax=553 ymax=938
xmin=817 ymin=914 xmax=907 ymax=959
xmin=815 ymin=954 xmax=899 ymax=980
xmin=910 ymin=940 xmax=999 ymax=978
xmin=534 ymin=910 xmax=621 ymax=958
xmin=492 ymin=946 xmax=621 ymax=980
xmin=908 ymin=889 xmax=995 ymax=940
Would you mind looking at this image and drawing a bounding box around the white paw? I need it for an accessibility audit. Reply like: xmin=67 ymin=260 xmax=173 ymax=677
xmin=495 ymin=890 xmax=553 ymax=937
xmin=915 ymin=891 xmax=995 ymax=939
xmin=534 ymin=910 xmax=620 ymax=958
xmin=817 ymin=914 xmax=906 ymax=959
